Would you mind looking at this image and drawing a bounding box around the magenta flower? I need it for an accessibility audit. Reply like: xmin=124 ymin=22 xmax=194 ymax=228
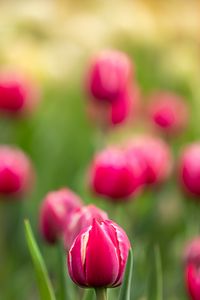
xmin=64 ymin=204 xmax=108 ymax=249
xmin=184 ymin=237 xmax=200 ymax=267
xmin=0 ymin=146 xmax=34 ymax=197
xmin=39 ymin=188 xmax=82 ymax=244
xmin=148 ymin=91 xmax=188 ymax=134
xmin=68 ymin=219 xmax=130 ymax=288
xmin=179 ymin=143 xmax=200 ymax=197
xmin=89 ymin=147 xmax=145 ymax=201
xmin=0 ymin=70 xmax=40 ymax=116
xmin=125 ymin=136 xmax=172 ymax=185
xmin=185 ymin=264 xmax=200 ymax=300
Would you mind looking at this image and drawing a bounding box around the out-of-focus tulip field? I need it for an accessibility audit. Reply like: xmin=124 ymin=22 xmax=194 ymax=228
xmin=1 ymin=0 xmax=200 ymax=299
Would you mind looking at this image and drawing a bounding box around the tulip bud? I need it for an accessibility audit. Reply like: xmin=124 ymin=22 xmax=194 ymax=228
xmin=89 ymin=147 xmax=145 ymax=201
xmin=148 ymin=92 xmax=188 ymax=134
xmin=64 ymin=204 xmax=108 ymax=249
xmin=179 ymin=143 xmax=200 ymax=197
xmin=0 ymin=70 xmax=40 ymax=116
xmin=184 ymin=238 xmax=200 ymax=267
xmin=68 ymin=219 xmax=130 ymax=288
xmin=86 ymin=50 xmax=133 ymax=102
xmin=185 ymin=264 xmax=200 ymax=300
xmin=39 ymin=188 xmax=82 ymax=244
xmin=125 ymin=136 xmax=172 ymax=185
xmin=0 ymin=146 xmax=34 ymax=197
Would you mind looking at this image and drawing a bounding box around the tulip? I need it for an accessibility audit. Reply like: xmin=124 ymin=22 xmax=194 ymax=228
xmin=0 ymin=70 xmax=40 ymax=116
xmin=39 ymin=188 xmax=82 ymax=244
xmin=0 ymin=146 xmax=34 ymax=197
xmin=179 ymin=143 xmax=200 ymax=197
xmin=185 ymin=264 xmax=200 ymax=300
xmin=86 ymin=50 xmax=133 ymax=102
xmin=68 ymin=219 xmax=130 ymax=291
xmin=64 ymin=204 xmax=108 ymax=249
xmin=89 ymin=147 xmax=145 ymax=201
xmin=125 ymin=136 xmax=172 ymax=185
xmin=148 ymin=91 xmax=188 ymax=134
xmin=184 ymin=238 xmax=200 ymax=267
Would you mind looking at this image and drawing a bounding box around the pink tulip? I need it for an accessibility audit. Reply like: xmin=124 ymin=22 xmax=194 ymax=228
xmin=125 ymin=136 xmax=172 ymax=185
xmin=68 ymin=219 xmax=130 ymax=288
xmin=179 ymin=143 xmax=200 ymax=197
xmin=89 ymin=147 xmax=145 ymax=201
xmin=185 ymin=264 xmax=200 ymax=300
xmin=64 ymin=204 xmax=108 ymax=249
xmin=0 ymin=146 xmax=34 ymax=197
xmin=184 ymin=238 xmax=200 ymax=267
xmin=39 ymin=188 xmax=82 ymax=244
xmin=86 ymin=50 xmax=133 ymax=102
xmin=148 ymin=91 xmax=188 ymax=134
xmin=0 ymin=70 xmax=40 ymax=116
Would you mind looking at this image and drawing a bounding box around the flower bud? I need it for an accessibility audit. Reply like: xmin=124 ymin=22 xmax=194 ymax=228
xmin=179 ymin=143 xmax=200 ymax=197
xmin=64 ymin=204 xmax=108 ymax=249
xmin=148 ymin=92 xmax=188 ymax=134
xmin=86 ymin=50 xmax=133 ymax=102
xmin=184 ymin=238 xmax=200 ymax=267
xmin=89 ymin=147 xmax=145 ymax=201
xmin=185 ymin=264 xmax=200 ymax=300
xmin=0 ymin=146 xmax=34 ymax=197
xmin=0 ymin=70 xmax=40 ymax=116
xmin=68 ymin=219 xmax=130 ymax=288
xmin=39 ymin=188 xmax=82 ymax=244
xmin=125 ymin=136 xmax=172 ymax=184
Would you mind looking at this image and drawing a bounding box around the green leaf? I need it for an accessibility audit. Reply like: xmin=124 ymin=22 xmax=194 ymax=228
xmin=155 ymin=245 xmax=163 ymax=300
xmin=24 ymin=219 xmax=56 ymax=300
xmin=83 ymin=289 xmax=95 ymax=300
xmin=118 ymin=248 xmax=133 ymax=300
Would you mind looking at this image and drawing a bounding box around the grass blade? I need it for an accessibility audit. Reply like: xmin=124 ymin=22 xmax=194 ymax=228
xmin=118 ymin=248 xmax=133 ymax=300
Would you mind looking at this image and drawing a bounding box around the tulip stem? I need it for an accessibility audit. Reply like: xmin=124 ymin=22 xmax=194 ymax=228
xmin=95 ymin=288 xmax=107 ymax=300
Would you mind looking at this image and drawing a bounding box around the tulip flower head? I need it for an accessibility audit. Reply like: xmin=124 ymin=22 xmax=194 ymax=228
xmin=0 ymin=146 xmax=34 ymax=197
xmin=0 ymin=70 xmax=40 ymax=116
xmin=64 ymin=204 xmax=108 ymax=249
xmin=185 ymin=264 xmax=200 ymax=300
xmin=148 ymin=91 xmax=188 ymax=134
xmin=179 ymin=143 xmax=200 ymax=197
xmin=39 ymin=188 xmax=82 ymax=244
xmin=184 ymin=238 xmax=200 ymax=267
xmin=68 ymin=219 xmax=130 ymax=288
xmin=89 ymin=147 xmax=145 ymax=201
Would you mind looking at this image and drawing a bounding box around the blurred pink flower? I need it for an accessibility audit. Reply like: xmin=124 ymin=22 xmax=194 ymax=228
xmin=184 ymin=238 xmax=200 ymax=267
xmin=68 ymin=219 xmax=130 ymax=288
xmin=185 ymin=264 xmax=200 ymax=300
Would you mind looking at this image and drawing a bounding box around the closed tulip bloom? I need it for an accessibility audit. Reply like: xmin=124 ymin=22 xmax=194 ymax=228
xmin=40 ymin=188 xmax=82 ymax=244
xmin=185 ymin=264 xmax=200 ymax=300
xmin=184 ymin=238 xmax=200 ymax=267
xmin=148 ymin=92 xmax=188 ymax=134
xmin=0 ymin=146 xmax=34 ymax=197
xmin=89 ymin=147 xmax=145 ymax=201
xmin=87 ymin=50 xmax=133 ymax=102
xmin=0 ymin=70 xmax=40 ymax=116
xmin=64 ymin=204 xmax=108 ymax=249
xmin=68 ymin=219 xmax=131 ymax=288
xmin=125 ymin=136 xmax=172 ymax=185
xmin=179 ymin=143 xmax=200 ymax=197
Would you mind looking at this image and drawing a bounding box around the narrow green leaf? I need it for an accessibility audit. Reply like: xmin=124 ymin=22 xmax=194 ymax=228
xmin=155 ymin=245 xmax=163 ymax=300
xmin=118 ymin=248 xmax=133 ymax=300
xmin=83 ymin=289 xmax=95 ymax=300
xmin=24 ymin=219 xmax=56 ymax=300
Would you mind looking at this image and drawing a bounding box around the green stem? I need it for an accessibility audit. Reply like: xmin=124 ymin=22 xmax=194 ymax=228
xmin=57 ymin=241 xmax=69 ymax=300
xmin=95 ymin=288 xmax=107 ymax=300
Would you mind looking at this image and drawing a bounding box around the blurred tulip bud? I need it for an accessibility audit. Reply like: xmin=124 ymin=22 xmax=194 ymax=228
xmin=0 ymin=146 xmax=34 ymax=197
xmin=89 ymin=147 xmax=145 ymax=201
xmin=184 ymin=238 xmax=200 ymax=267
xmin=125 ymin=136 xmax=172 ymax=185
xmin=148 ymin=92 xmax=188 ymax=134
xmin=68 ymin=219 xmax=130 ymax=288
xmin=64 ymin=204 xmax=108 ymax=249
xmin=179 ymin=143 xmax=200 ymax=197
xmin=39 ymin=188 xmax=82 ymax=245
xmin=0 ymin=70 xmax=40 ymax=116
xmin=185 ymin=264 xmax=200 ymax=300
xmin=86 ymin=50 xmax=133 ymax=102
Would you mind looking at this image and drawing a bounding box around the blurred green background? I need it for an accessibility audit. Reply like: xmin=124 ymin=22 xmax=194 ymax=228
xmin=0 ymin=0 xmax=200 ymax=299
